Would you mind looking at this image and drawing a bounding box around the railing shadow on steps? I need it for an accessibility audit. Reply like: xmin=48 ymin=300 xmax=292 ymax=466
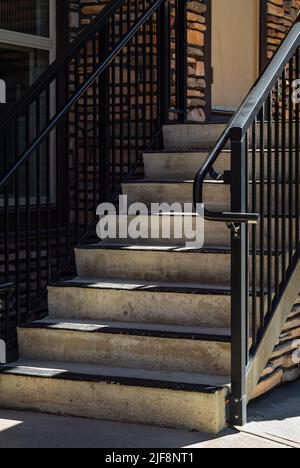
xmin=0 ymin=0 xmax=189 ymax=358
xmin=194 ymin=15 xmax=300 ymax=426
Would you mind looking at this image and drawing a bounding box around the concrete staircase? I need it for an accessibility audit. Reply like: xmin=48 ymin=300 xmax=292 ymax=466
xmin=0 ymin=124 xmax=284 ymax=434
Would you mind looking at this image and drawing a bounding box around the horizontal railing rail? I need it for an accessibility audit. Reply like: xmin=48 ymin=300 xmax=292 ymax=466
xmin=194 ymin=14 xmax=300 ymax=426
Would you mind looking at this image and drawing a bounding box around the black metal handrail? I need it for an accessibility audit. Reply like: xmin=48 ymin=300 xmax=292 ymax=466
xmin=194 ymin=15 xmax=300 ymax=218
xmin=0 ymin=0 xmax=188 ymax=355
xmin=194 ymin=14 xmax=300 ymax=426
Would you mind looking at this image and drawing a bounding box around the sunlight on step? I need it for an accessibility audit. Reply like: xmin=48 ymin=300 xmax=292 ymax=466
xmin=0 ymin=418 xmax=23 ymax=433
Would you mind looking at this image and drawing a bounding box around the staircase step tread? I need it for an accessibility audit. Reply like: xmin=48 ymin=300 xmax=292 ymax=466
xmin=123 ymin=179 xmax=213 ymax=184
xmin=0 ymin=360 xmax=230 ymax=393
xmin=143 ymin=149 xmax=293 ymax=155
xmin=123 ymin=179 xmax=296 ymax=185
xmin=19 ymin=318 xmax=231 ymax=343
xmin=144 ymin=150 xmax=212 ymax=154
xmin=49 ymin=277 xmax=232 ymax=295
xmin=49 ymin=277 xmax=266 ymax=296
xmin=76 ymin=243 xmax=231 ymax=254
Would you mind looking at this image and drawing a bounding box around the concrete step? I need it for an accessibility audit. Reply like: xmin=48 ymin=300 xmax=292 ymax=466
xmin=122 ymin=180 xmax=297 ymax=215
xmin=18 ymin=318 xmax=231 ymax=375
xmin=0 ymin=360 xmax=230 ymax=433
xmin=75 ymin=244 xmax=232 ymax=284
xmin=48 ymin=278 xmax=232 ymax=328
xmin=98 ymin=213 xmax=221 ymax=248
xmin=143 ymin=150 xmax=296 ymax=181
xmin=97 ymin=214 xmax=291 ymax=248
xmin=163 ymin=124 xmax=227 ymax=150
xmin=163 ymin=123 xmax=297 ymax=151
xmin=75 ymin=244 xmax=275 ymax=287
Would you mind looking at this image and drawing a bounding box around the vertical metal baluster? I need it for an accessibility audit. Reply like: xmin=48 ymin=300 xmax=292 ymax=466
xmin=142 ymin=0 xmax=147 ymax=151
xmin=259 ymin=105 xmax=265 ymax=331
xmin=110 ymin=15 xmax=116 ymax=193
xmin=25 ymin=108 xmax=31 ymax=315
xmin=92 ymin=36 xmax=98 ymax=214
xmin=135 ymin=0 xmax=140 ymax=164
xmin=176 ymin=0 xmax=187 ymax=122
xmin=14 ymin=122 xmax=20 ymax=321
xmin=3 ymin=133 xmax=9 ymax=332
xmin=36 ymin=97 xmax=41 ymax=296
xmin=288 ymin=57 xmax=294 ymax=262
xmin=74 ymin=55 xmax=80 ymax=243
xmin=149 ymin=13 xmax=154 ymax=137
xmin=158 ymin=0 xmax=170 ymax=127
xmin=267 ymin=93 xmax=272 ymax=312
xmin=230 ymin=131 xmax=249 ymax=426
xmin=99 ymin=21 xmax=111 ymax=202
xmin=281 ymin=68 xmax=287 ymax=282
xmin=64 ymin=66 xmax=71 ymax=257
xmin=127 ymin=4 xmax=132 ymax=172
xmin=296 ymin=47 xmax=300 ymax=248
xmin=274 ymin=79 xmax=280 ymax=295
xmin=83 ymin=44 xmax=89 ymax=231
xmin=120 ymin=5 xmax=125 ymax=176
xmin=156 ymin=8 xmax=160 ymax=128
xmin=252 ymin=118 xmax=257 ymax=348
xmin=55 ymin=85 xmax=61 ymax=276
xmin=45 ymin=87 xmax=51 ymax=280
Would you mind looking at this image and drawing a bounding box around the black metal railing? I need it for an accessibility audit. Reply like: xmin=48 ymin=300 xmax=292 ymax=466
xmin=0 ymin=282 xmax=15 ymax=363
xmin=194 ymin=16 xmax=300 ymax=425
xmin=0 ymin=0 xmax=188 ymax=357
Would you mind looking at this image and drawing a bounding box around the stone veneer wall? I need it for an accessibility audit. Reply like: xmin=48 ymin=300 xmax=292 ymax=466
xmin=185 ymin=0 xmax=207 ymax=122
xmin=69 ymin=0 xmax=208 ymax=122
xmin=267 ymin=0 xmax=300 ymax=60
xmin=251 ymin=298 xmax=300 ymax=399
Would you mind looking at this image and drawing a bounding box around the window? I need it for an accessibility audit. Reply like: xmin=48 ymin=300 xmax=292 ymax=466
xmin=0 ymin=0 xmax=56 ymax=111
xmin=0 ymin=0 xmax=56 ymax=202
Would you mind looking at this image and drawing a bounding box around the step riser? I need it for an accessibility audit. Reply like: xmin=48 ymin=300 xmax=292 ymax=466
xmin=163 ymin=124 xmax=227 ymax=150
xmin=163 ymin=124 xmax=298 ymax=151
xmin=0 ymin=373 xmax=227 ymax=433
xmin=48 ymin=286 xmax=232 ymax=328
xmin=76 ymin=248 xmax=231 ymax=284
xmin=143 ymin=151 xmax=293 ymax=181
xmin=123 ymin=183 xmax=297 ymax=216
xmin=100 ymin=215 xmax=222 ymax=247
xmin=98 ymin=216 xmax=292 ymax=248
xmin=18 ymin=328 xmax=231 ymax=376
xmin=75 ymin=248 xmax=275 ymax=287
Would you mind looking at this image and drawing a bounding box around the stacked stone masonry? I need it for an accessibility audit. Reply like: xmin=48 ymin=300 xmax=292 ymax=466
xmin=267 ymin=0 xmax=300 ymax=60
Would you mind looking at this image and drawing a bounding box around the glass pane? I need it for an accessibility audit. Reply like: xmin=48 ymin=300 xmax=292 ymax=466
xmin=0 ymin=0 xmax=49 ymax=37
xmin=0 ymin=44 xmax=49 ymax=109
xmin=0 ymin=45 xmax=49 ymax=199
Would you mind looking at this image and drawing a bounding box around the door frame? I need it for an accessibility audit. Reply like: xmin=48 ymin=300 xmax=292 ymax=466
xmin=204 ymin=0 xmax=268 ymax=122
